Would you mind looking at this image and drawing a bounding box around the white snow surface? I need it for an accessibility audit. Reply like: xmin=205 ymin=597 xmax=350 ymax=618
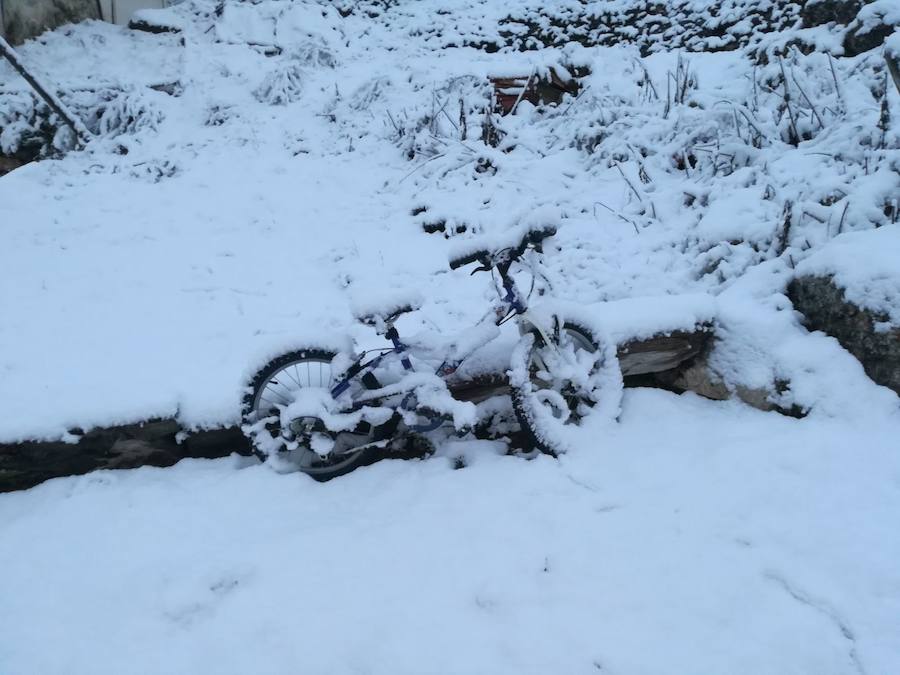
xmin=2 ymin=391 xmax=900 ymax=675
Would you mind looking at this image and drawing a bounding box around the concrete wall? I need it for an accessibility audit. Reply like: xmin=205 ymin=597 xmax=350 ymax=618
xmin=1 ymin=0 xmax=167 ymax=43
xmin=98 ymin=0 xmax=167 ymax=26
xmin=1 ymin=0 xmax=99 ymax=44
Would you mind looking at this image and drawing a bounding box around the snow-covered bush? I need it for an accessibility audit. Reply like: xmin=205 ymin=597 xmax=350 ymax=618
xmin=0 ymin=92 xmax=41 ymax=157
xmin=290 ymin=41 xmax=337 ymax=69
xmin=255 ymin=60 xmax=306 ymax=105
xmin=95 ymin=89 xmax=166 ymax=137
xmin=0 ymin=91 xmax=78 ymax=160
xmin=385 ymin=76 xmax=497 ymax=159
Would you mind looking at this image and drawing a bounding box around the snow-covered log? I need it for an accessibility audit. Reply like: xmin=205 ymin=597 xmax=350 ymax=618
xmin=0 ymin=420 xmax=251 ymax=493
xmin=0 ymin=34 xmax=91 ymax=147
xmin=0 ymin=325 xmax=715 ymax=493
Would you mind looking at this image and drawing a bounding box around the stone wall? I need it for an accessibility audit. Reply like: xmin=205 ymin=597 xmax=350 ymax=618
xmin=349 ymin=0 xmax=897 ymax=58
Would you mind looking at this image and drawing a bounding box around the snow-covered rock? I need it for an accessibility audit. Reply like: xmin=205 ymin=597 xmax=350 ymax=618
xmin=789 ymin=225 xmax=900 ymax=394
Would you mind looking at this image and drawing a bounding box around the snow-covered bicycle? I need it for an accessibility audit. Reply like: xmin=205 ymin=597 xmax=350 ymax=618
xmin=241 ymin=224 xmax=620 ymax=479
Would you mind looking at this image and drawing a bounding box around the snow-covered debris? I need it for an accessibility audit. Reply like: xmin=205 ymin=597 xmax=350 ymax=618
xmin=129 ymin=7 xmax=187 ymax=34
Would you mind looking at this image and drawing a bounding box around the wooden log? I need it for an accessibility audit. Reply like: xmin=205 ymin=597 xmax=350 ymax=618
xmin=449 ymin=324 xmax=713 ymax=399
xmin=0 ymin=35 xmax=92 ymax=147
xmin=0 ymin=419 xmax=251 ymax=493
xmin=887 ymin=47 xmax=900 ymax=97
xmin=618 ymin=327 xmax=712 ymax=377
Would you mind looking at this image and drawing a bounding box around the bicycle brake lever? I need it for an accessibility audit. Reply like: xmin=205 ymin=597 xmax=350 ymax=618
xmin=470 ymin=264 xmax=492 ymax=275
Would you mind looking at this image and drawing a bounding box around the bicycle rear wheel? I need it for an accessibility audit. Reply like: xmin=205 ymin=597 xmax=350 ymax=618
xmin=241 ymin=348 xmax=379 ymax=480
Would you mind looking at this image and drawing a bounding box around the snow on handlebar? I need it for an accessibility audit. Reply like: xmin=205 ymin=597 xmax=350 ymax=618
xmin=448 ymin=225 xmax=557 ymax=270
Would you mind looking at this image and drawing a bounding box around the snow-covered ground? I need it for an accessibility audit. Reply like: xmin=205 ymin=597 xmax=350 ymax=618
xmin=2 ymin=391 xmax=899 ymax=674
xmin=1 ymin=2 xmax=898 ymax=672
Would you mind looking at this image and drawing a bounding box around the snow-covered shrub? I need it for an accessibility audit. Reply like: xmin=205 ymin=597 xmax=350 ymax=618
xmin=0 ymin=92 xmax=39 ymax=157
xmin=214 ymin=0 xmax=343 ymax=58
xmin=95 ymin=90 xmax=166 ymax=137
xmin=1 ymin=84 xmax=170 ymax=160
xmin=255 ymin=60 xmax=306 ymax=105
xmin=384 ymin=76 xmax=496 ymax=159
xmin=318 ymin=72 xmax=499 ymax=160
xmin=204 ymin=104 xmax=233 ymax=127
xmin=275 ymin=1 xmax=344 ymax=55
xmin=291 ymin=41 xmax=337 ymax=69
xmin=0 ymin=92 xmax=73 ymax=160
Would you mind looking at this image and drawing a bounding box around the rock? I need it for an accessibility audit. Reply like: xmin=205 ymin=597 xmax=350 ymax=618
xmin=842 ymin=2 xmax=898 ymax=57
xmin=843 ymin=19 xmax=896 ymax=56
xmin=789 ymin=275 xmax=900 ymax=394
xmin=614 ymin=323 xmax=797 ymax=413
xmin=0 ymin=155 xmax=25 ymax=176
xmin=801 ymin=0 xmax=863 ymax=27
xmin=652 ymin=351 xmax=792 ymax=413
xmin=658 ymin=356 xmax=731 ymax=401
xmin=493 ymin=1 xmax=804 ymax=56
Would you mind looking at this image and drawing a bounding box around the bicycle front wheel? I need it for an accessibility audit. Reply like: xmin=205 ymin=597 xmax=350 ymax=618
xmin=510 ymin=321 xmax=621 ymax=456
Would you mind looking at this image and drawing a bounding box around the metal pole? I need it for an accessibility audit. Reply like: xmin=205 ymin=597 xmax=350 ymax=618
xmin=888 ymin=49 xmax=900 ymax=98
xmin=0 ymin=34 xmax=92 ymax=147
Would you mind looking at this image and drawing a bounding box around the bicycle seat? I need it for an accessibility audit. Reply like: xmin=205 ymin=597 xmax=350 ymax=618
xmin=352 ymin=292 xmax=423 ymax=328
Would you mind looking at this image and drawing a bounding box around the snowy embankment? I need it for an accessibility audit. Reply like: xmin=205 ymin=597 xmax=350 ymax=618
xmin=0 ymin=2 xmax=896 ymax=441
xmin=0 ymin=2 xmax=899 ymax=672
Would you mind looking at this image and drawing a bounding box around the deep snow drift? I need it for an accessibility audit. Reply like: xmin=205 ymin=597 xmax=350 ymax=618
xmin=0 ymin=1 xmax=899 ymax=672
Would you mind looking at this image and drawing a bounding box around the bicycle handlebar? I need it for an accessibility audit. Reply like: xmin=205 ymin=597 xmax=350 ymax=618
xmin=448 ymin=225 xmax=556 ymax=271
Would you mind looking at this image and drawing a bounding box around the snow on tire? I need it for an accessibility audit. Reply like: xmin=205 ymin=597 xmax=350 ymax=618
xmin=509 ymin=321 xmax=622 ymax=456
xmin=241 ymin=348 xmax=380 ymax=480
